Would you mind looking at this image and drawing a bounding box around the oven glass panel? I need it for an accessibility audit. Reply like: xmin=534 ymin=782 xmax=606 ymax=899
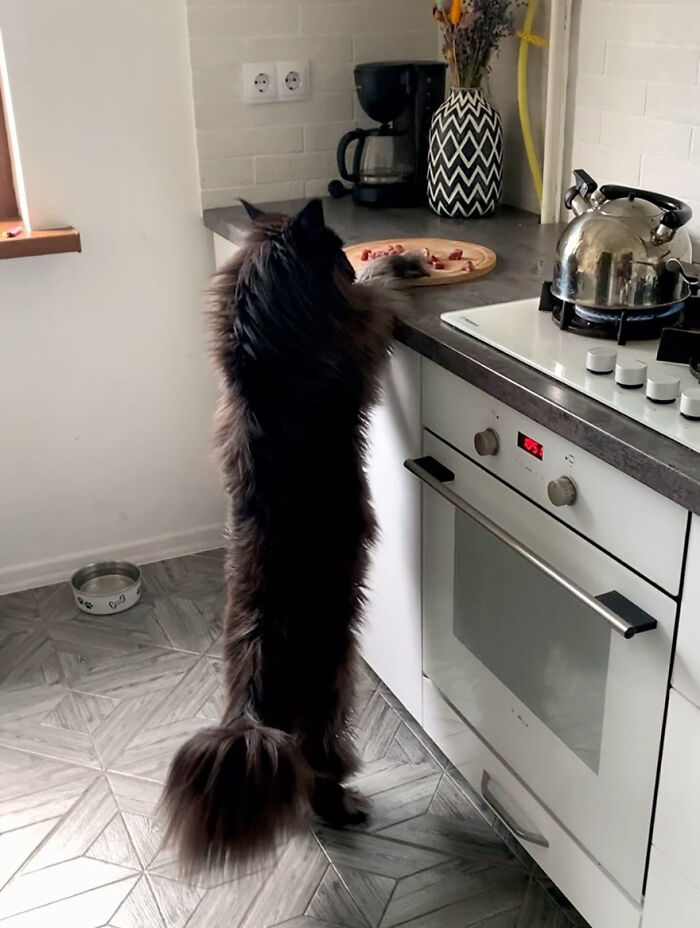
xmin=453 ymin=510 xmax=610 ymax=773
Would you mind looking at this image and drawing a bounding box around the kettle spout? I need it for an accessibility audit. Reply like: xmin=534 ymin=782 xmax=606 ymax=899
xmin=568 ymin=195 xmax=590 ymax=218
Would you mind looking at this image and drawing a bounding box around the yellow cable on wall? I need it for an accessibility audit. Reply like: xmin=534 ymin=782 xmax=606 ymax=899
xmin=517 ymin=0 xmax=546 ymax=206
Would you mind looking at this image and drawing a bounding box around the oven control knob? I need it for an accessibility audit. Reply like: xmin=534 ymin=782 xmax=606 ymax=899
xmin=586 ymin=346 xmax=617 ymax=374
xmin=680 ymin=387 xmax=700 ymax=420
xmin=547 ymin=476 xmax=577 ymax=508
xmin=647 ymin=374 xmax=680 ymax=404
xmin=474 ymin=428 xmax=499 ymax=457
xmin=615 ymin=359 xmax=647 ymax=389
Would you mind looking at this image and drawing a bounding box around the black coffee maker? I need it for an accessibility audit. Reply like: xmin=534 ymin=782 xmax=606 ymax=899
xmin=330 ymin=61 xmax=446 ymax=208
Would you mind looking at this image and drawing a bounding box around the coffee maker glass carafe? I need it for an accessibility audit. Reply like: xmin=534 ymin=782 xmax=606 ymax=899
xmin=330 ymin=61 xmax=446 ymax=208
xmin=338 ymin=126 xmax=415 ymax=186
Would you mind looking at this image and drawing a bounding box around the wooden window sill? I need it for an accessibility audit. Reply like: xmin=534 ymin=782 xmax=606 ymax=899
xmin=0 ymin=220 xmax=80 ymax=259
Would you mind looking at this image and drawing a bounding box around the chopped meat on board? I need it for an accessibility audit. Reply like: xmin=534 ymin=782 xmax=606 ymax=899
xmin=359 ymin=243 xmax=423 ymax=261
xmin=357 ymin=243 xmax=475 ymax=274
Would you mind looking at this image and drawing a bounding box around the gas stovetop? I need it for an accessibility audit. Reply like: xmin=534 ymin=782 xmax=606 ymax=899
xmin=442 ymin=290 xmax=700 ymax=454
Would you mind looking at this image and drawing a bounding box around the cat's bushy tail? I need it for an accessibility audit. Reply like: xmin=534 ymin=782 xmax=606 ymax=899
xmin=161 ymin=717 xmax=313 ymax=874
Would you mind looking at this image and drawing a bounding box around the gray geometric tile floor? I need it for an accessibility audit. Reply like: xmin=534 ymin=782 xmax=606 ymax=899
xmin=0 ymin=550 xmax=590 ymax=927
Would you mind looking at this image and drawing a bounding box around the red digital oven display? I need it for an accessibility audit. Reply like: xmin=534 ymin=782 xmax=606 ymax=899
xmin=518 ymin=432 xmax=544 ymax=460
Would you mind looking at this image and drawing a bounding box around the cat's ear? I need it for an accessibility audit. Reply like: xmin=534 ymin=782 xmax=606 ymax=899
xmin=292 ymin=198 xmax=325 ymax=235
xmin=239 ymin=198 xmax=265 ymax=222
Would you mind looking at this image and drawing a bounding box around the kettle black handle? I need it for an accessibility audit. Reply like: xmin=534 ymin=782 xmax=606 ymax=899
xmin=599 ymin=184 xmax=692 ymax=230
xmin=564 ymin=169 xmax=598 ymax=210
xmin=337 ymin=129 xmax=368 ymax=184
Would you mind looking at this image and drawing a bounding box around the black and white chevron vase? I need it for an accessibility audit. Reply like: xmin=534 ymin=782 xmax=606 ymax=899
xmin=427 ymin=88 xmax=504 ymax=218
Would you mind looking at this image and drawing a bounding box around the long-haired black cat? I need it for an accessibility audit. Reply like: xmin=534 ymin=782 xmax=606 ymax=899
xmin=161 ymin=198 xmax=426 ymax=872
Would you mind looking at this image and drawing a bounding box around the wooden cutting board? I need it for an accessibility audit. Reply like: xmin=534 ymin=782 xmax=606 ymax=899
xmin=344 ymin=237 xmax=497 ymax=287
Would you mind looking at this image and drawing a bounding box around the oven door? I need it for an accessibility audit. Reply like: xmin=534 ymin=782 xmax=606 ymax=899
xmin=415 ymin=431 xmax=676 ymax=901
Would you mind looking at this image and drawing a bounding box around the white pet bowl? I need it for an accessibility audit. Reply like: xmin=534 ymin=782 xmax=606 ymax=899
xmin=70 ymin=561 xmax=141 ymax=615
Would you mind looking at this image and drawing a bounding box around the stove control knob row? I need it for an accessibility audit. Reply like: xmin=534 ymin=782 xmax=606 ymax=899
xmin=474 ymin=428 xmax=500 ymax=457
xmin=547 ymin=476 xmax=577 ymax=508
xmin=586 ymin=347 xmax=617 ymax=374
xmin=615 ymin=360 xmax=647 ymax=389
xmin=681 ymin=387 xmax=700 ymax=420
xmin=647 ymin=374 xmax=681 ymax=404
xmin=585 ymin=347 xmax=700 ymax=415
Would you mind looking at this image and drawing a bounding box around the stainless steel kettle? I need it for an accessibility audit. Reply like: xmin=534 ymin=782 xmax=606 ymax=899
xmin=552 ymin=169 xmax=694 ymax=311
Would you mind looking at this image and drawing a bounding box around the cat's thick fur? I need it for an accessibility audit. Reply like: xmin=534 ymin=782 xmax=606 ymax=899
xmin=161 ymin=199 xmax=426 ymax=873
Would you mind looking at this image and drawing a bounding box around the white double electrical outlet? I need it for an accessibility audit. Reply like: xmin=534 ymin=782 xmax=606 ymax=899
xmin=276 ymin=61 xmax=309 ymax=101
xmin=242 ymin=61 xmax=309 ymax=104
xmin=242 ymin=62 xmax=277 ymax=104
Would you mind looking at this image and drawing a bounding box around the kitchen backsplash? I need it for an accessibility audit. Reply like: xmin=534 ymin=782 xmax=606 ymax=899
xmin=567 ymin=1 xmax=700 ymax=251
xmin=187 ymin=0 xmax=700 ymax=252
xmin=186 ymin=1 xmax=437 ymax=209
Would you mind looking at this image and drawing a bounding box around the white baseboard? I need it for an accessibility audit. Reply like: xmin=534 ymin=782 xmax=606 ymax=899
xmin=0 ymin=524 xmax=226 ymax=596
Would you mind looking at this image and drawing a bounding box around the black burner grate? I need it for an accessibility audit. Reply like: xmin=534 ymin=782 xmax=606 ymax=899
xmin=539 ymin=282 xmax=699 ymax=345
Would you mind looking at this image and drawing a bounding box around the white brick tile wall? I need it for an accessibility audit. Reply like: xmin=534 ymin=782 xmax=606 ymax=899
xmin=254 ymin=150 xmax=336 ymax=184
xmin=568 ymin=2 xmax=700 ymax=252
xmin=303 ymin=120 xmax=355 ymax=152
xmin=195 ymin=93 xmax=354 ymax=130
xmin=600 ymin=113 xmax=692 ymax=160
xmin=244 ymin=34 xmax=352 ymax=62
xmin=190 ymin=38 xmax=247 ymax=70
xmin=605 ymin=42 xmax=699 ymax=83
xmin=646 ymin=82 xmax=700 ymax=124
xmin=186 ymin=0 xmax=438 ymax=209
xmin=575 ymin=74 xmax=647 ymax=115
xmin=200 ymin=156 xmax=255 ymax=189
xmin=188 ymin=6 xmax=299 ymax=39
xmin=197 ymin=126 xmax=303 ymax=159
xmin=574 ymin=107 xmax=602 ymax=144
xmin=192 ymin=67 xmax=241 ymax=101
xmin=311 ymin=62 xmax=355 ymax=94
xmin=691 ymin=128 xmax=700 ymax=164
xmin=577 ymin=40 xmax=606 ymax=76
xmin=299 ymin=3 xmax=427 ymax=36
xmin=592 ymin=3 xmax=656 ymax=42
xmin=353 ymin=30 xmax=435 ymax=62
xmin=650 ymin=5 xmax=700 ymax=45
xmin=641 ymin=155 xmax=700 ymax=201
xmin=571 ymin=139 xmax=642 ymax=186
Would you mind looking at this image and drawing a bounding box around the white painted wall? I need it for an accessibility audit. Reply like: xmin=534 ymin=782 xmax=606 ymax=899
xmin=565 ymin=0 xmax=700 ymax=254
xmin=186 ymin=0 xmax=439 ymax=207
xmin=0 ymin=0 xmax=224 ymax=593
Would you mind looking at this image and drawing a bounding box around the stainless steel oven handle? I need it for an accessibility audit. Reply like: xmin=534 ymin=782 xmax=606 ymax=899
xmin=404 ymin=456 xmax=657 ymax=640
xmin=481 ymin=770 xmax=550 ymax=848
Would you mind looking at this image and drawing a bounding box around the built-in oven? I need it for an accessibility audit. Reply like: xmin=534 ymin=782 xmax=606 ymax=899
xmin=409 ymin=428 xmax=677 ymax=901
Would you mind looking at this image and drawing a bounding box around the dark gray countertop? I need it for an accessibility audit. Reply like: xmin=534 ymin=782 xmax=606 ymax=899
xmin=204 ymin=198 xmax=700 ymax=514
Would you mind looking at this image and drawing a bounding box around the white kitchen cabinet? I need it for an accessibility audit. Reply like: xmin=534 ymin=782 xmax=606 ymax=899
xmin=642 ymin=847 xmax=700 ymax=928
xmin=672 ymin=514 xmax=700 ymax=707
xmin=423 ymin=679 xmax=643 ymax=928
xmin=364 ymin=344 xmax=423 ymax=720
xmin=213 ymin=232 xmax=237 ymax=266
xmin=648 ymin=688 xmax=700 ymax=891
